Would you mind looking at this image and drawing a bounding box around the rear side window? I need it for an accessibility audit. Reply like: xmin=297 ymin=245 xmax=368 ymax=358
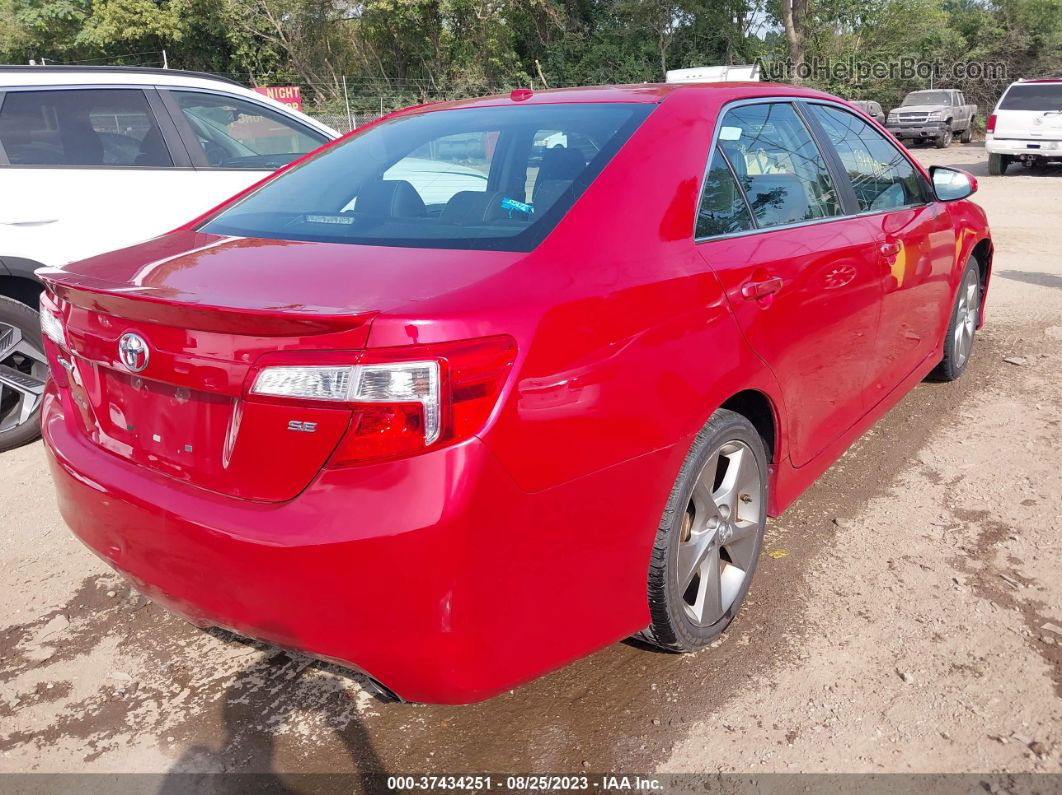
xmin=999 ymin=84 xmax=1062 ymax=111
xmin=201 ymin=103 xmax=652 ymax=251
xmin=808 ymin=104 xmax=926 ymax=212
xmin=696 ymin=158 xmax=754 ymax=237
xmin=170 ymin=90 xmax=326 ymax=169
xmin=0 ymin=88 xmax=171 ymax=167
xmin=714 ymin=102 xmax=842 ymax=229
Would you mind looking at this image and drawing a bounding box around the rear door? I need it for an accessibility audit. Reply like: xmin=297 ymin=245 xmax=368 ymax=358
xmin=158 ymin=88 xmax=330 ymax=204
xmin=994 ymin=82 xmax=1062 ymax=143
xmin=695 ymin=100 xmax=884 ymax=467
xmin=804 ymin=102 xmax=955 ymax=401
xmin=0 ymin=86 xmax=201 ymax=266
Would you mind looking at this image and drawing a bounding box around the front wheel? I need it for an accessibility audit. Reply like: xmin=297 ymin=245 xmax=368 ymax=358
xmin=0 ymin=295 xmax=48 ymax=452
xmin=639 ymin=409 xmax=768 ymax=652
xmin=988 ymin=153 xmax=1009 ymax=175
xmin=935 ymin=128 xmax=953 ymax=148
xmin=930 ymin=259 xmax=981 ymax=382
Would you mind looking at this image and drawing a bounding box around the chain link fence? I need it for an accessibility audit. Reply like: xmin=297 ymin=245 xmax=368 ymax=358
xmin=201 ymin=73 xmax=540 ymax=133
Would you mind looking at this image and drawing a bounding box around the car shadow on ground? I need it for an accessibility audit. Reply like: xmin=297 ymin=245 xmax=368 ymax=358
xmin=996 ymin=270 xmax=1062 ymax=290
xmin=158 ymin=640 xmax=391 ymax=794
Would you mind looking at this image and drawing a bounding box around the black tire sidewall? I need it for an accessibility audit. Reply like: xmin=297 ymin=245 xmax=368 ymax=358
xmin=933 ymin=258 xmax=980 ymax=382
xmin=0 ymin=295 xmax=45 ymax=452
xmin=651 ymin=410 xmax=768 ymax=651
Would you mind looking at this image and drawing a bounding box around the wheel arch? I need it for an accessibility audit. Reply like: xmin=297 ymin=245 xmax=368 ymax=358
xmin=971 ymin=237 xmax=993 ymax=291
xmin=0 ymin=275 xmax=44 ymax=310
xmin=0 ymin=257 xmax=46 ymax=310
xmin=719 ymin=389 xmax=779 ymax=465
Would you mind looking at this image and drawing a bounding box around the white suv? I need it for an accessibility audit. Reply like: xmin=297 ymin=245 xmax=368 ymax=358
xmin=985 ymin=77 xmax=1062 ymax=175
xmin=0 ymin=65 xmax=337 ymax=451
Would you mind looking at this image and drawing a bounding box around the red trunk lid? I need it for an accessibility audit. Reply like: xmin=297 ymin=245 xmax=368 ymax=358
xmin=40 ymin=232 xmax=380 ymax=502
xmin=40 ymin=231 xmax=521 ymax=500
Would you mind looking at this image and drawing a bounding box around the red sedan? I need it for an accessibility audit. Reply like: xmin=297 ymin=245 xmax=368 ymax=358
xmin=37 ymin=83 xmax=992 ymax=703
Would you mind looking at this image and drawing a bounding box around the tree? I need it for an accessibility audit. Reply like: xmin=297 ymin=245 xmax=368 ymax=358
xmin=779 ymin=0 xmax=808 ymax=79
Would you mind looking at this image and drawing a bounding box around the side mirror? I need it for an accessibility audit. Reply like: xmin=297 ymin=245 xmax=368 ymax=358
xmin=930 ymin=166 xmax=977 ymax=201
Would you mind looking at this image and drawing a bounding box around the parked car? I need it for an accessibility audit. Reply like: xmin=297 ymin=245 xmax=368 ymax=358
xmin=37 ymin=83 xmax=992 ymax=704
xmin=886 ymin=88 xmax=977 ymax=147
xmin=985 ymin=77 xmax=1062 ymax=175
xmin=850 ymin=99 xmax=885 ymax=125
xmin=0 ymin=65 xmax=338 ymax=451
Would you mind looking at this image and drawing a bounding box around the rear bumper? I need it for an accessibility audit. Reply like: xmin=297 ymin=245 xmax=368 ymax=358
xmin=985 ymin=137 xmax=1062 ymax=157
xmin=42 ymin=382 xmax=671 ymax=703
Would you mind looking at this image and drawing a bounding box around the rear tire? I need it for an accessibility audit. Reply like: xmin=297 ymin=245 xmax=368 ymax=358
xmin=930 ymin=258 xmax=981 ymax=382
xmin=0 ymin=295 xmax=47 ymax=452
xmin=639 ymin=409 xmax=768 ymax=652
xmin=960 ymin=123 xmax=973 ymax=143
xmin=988 ymin=153 xmax=1009 ymax=176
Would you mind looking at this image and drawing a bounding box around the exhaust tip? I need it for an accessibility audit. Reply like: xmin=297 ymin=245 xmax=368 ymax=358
xmin=363 ymin=677 xmax=405 ymax=703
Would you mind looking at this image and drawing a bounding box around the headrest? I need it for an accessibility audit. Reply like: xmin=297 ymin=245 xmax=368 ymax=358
xmin=357 ymin=180 xmax=427 ymax=219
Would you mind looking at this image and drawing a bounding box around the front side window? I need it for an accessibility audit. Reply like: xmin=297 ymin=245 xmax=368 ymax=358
xmin=201 ymin=103 xmax=652 ymax=251
xmin=713 ymin=102 xmax=842 ymax=229
xmin=171 ymin=90 xmax=326 ymax=169
xmin=809 ymin=104 xmax=926 ymax=212
xmin=0 ymin=88 xmax=171 ymax=167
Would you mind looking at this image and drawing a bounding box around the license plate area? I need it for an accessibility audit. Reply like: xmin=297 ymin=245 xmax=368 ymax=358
xmin=92 ymin=366 xmax=234 ymax=483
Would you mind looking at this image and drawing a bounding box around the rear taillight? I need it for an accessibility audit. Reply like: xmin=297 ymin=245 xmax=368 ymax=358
xmin=248 ymin=335 xmax=516 ymax=466
xmin=986 ymin=114 xmax=996 ymax=134
xmin=40 ymin=303 xmax=67 ymax=349
xmin=252 ymin=360 xmax=441 ymax=443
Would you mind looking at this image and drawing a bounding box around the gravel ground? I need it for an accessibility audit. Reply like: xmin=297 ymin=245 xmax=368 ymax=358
xmin=1 ymin=143 xmax=1060 ymax=777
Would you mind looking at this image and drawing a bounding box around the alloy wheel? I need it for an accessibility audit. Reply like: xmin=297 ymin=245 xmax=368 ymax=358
xmin=0 ymin=321 xmax=48 ymax=437
xmin=953 ymin=268 xmax=979 ymax=368
xmin=676 ymin=440 xmax=763 ymax=627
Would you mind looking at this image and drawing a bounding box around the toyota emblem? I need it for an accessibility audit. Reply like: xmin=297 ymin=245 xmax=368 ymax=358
xmin=118 ymin=332 xmax=150 ymax=373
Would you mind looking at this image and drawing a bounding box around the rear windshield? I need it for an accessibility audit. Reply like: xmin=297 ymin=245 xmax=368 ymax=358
xmin=902 ymin=91 xmax=952 ymax=106
xmin=200 ymin=103 xmax=653 ymax=251
xmin=999 ymin=83 xmax=1062 ymax=111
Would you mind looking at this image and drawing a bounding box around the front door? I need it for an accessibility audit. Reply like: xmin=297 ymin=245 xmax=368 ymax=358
xmin=805 ymin=102 xmax=956 ymax=400
xmin=695 ymin=101 xmax=883 ymax=467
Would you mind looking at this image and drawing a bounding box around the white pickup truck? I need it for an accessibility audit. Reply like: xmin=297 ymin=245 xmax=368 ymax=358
xmin=985 ymin=78 xmax=1062 ymax=175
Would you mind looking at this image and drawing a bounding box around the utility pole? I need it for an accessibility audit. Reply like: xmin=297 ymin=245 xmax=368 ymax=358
xmin=342 ymin=75 xmax=354 ymax=131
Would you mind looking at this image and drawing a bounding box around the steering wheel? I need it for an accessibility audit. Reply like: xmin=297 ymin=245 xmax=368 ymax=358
xmin=201 ymin=139 xmax=230 ymax=167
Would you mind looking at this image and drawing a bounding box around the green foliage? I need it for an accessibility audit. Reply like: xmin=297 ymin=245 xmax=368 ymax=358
xmin=0 ymin=0 xmax=1059 ymax=114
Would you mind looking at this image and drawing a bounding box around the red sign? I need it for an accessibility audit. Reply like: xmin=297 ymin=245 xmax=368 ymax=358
xmin=253 ymin=85 xmax=303 ymax=112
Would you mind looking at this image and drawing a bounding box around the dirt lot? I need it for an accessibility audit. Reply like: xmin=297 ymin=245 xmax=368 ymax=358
xmin=1 ymin=144 xmax=1060 ymax=778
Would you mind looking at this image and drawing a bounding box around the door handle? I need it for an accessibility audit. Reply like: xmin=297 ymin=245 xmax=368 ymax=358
xmin=741 ymin=276 xmax=783 ymax=300
xmin=880 ymin=241 xmax=901 ymax=262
